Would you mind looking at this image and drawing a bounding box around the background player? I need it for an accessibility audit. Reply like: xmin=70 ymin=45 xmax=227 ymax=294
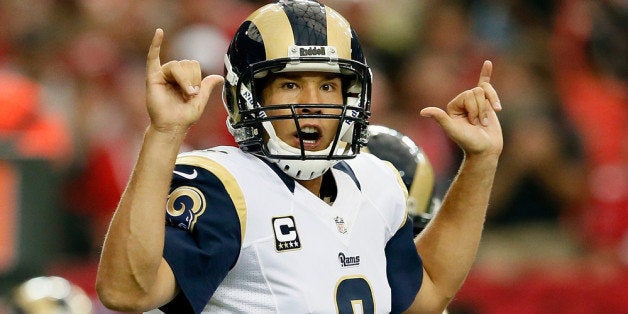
xmin=365 ymin=125 xmax=442 ymax=235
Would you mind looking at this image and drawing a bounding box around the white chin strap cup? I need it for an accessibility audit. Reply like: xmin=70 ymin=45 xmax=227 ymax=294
xmin=263 ymin=120 xmax=341 ymax=180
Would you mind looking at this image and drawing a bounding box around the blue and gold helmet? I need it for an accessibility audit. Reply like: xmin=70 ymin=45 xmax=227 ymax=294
xmin=223 ymin=0 xmax=372 ymax=180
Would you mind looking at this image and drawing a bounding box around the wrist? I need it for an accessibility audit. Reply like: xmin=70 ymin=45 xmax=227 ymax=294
xmin=144 ymin=125 xmax=188 ymax=152
xmin=461 ymin=153 xmax=500 ymax=174
xmin=147 ymin=124 xmax=188 ymax=140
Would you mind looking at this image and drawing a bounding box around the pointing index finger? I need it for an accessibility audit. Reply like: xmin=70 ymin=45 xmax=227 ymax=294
xmin=477 ymin=60 xmax=492 ymax=86
xmin=147 ymin=28 xmax=164 ymax=75
xmin=477 ymin=60 xmax=502 ymax=111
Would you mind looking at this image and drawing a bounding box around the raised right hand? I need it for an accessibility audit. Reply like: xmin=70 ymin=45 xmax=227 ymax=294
xmin=420 ymin=60 xmax=502 ymax=158
xmin=145 ymin=28 xmax=224 ymax=135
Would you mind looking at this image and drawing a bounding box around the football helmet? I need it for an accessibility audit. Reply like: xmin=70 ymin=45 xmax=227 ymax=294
xmin=223 ymin=0 xmax=372 ymax=180
xmin=365 ymin=125 xmax=441 ymax=235
xmin=9 ymin=276 xmax=93 ymax=314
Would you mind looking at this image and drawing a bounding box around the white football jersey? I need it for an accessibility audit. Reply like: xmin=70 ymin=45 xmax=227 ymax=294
xmin=159 ymin=146 xmax=422 ymax=314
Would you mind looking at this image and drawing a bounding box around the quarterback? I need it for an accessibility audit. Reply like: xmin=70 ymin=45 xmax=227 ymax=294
xmin=96 ymin=1 xmax=502 ymax=313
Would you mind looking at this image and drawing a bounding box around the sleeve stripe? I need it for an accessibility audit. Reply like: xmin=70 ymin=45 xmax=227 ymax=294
xmin=176 ymin=155 xmax=247 ymax=242
xmin=382 ymin=160 xmax=409 ymax=231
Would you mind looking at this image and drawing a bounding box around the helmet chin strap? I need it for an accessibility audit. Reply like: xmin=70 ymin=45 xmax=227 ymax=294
xmin=262 ymin=120 xmax=339 ymax=180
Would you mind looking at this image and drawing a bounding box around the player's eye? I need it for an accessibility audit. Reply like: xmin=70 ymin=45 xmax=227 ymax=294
xmin=321 ymin=77 xmax=342 ymax=93
xmin=280 ymin=82 xmax=298 ymax=90
xmin=321 ymin=82 xmax=339 ymax=92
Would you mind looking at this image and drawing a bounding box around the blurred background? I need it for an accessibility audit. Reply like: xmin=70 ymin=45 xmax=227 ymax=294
xmin=0 ymin=0 xmax=625 ymax=313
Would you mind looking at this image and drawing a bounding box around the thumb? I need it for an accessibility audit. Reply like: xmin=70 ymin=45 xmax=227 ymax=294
xmin=197 ymin=74 xmax=225 ymax=104
xmin=420 ymin=106 xmax=451 ymax=130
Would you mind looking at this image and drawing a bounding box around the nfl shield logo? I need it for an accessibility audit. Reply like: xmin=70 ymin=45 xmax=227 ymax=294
xmin=334 ymin=216 xmax=347 ymax=234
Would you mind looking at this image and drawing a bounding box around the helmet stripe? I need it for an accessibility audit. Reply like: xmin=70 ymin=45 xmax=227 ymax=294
xmin=248 ymin=4 xmax=294 ymax=60
xmin=326 ymin=7 xmax=352 ymax=60
xmin=281 ymin=0 xmax=327 ymax=46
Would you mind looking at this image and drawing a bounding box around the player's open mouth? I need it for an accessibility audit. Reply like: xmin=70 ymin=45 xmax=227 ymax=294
xmin=295 ymin=126 xmax=322 ymax=149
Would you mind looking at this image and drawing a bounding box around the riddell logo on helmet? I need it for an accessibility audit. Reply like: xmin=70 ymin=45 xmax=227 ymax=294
xmin=300 ymin=47 xmax=326 ymax=56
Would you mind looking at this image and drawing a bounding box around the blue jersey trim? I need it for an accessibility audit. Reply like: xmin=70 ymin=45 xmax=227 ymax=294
xmin=385 ymin=217 xmax=423 ymax=313
xmin=257 ymin=156 xmax=296 ymax=193
xmin=333 ymin=161 xmax=361 ymax=190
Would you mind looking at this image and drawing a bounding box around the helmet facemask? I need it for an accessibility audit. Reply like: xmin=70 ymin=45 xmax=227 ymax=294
xmin=225 ymin=56 xmax=371 ymax=180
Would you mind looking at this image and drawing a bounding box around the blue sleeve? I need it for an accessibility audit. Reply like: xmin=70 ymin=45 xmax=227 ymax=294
xmin=159 ymin=163 xmax=244 ymax=314
xmin=385 ymin=216 xmax=423 ymax=314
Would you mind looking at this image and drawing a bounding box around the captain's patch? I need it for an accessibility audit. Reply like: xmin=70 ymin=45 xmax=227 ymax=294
xmin=272 ymin=216 xmax=301 ymax=252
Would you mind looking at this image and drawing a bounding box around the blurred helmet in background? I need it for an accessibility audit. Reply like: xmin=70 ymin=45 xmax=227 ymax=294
xmin=9 ymin=276 xmax=93 ymax=314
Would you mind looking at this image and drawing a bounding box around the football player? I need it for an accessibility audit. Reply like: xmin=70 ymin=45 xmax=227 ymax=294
xmin=365 ymin=125 xmax=449 ymax=314
xmin=365 ymin=125 xmax=442 ymax=236
xmin=96 ymin=1 xmax=502 ymax=313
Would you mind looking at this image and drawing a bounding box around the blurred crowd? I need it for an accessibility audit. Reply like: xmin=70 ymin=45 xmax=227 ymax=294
xmin=0 ymin=0 xmax=625 ymax=313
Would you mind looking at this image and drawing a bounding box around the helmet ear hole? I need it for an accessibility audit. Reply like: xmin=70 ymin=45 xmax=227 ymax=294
xmin=223 ymin=84 xmax=238 ymax=116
